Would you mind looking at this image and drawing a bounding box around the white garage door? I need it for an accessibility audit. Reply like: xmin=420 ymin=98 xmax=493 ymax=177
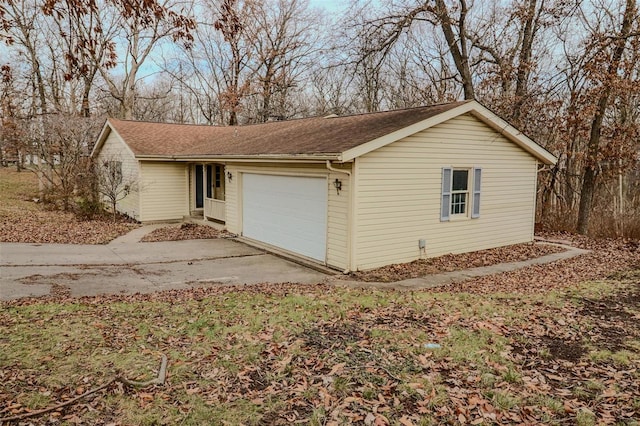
xmin=242 ymin=173 xmax=327 ymax=261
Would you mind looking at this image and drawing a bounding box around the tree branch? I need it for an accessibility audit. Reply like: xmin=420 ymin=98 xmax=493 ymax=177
xmin=0 ymin=354 xmax=168 ymax=423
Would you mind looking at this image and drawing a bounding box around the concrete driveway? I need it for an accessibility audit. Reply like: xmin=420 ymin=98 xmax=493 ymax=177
xmin=0 ymin=235 xmax=329 ymax=301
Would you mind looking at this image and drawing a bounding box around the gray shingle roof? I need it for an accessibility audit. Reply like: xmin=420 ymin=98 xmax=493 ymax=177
xmin=107 ymin=101 xmax=470 ymax=157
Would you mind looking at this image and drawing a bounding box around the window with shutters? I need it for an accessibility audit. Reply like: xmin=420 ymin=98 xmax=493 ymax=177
xmin=441 ymin=167 xmax=481 ymax=221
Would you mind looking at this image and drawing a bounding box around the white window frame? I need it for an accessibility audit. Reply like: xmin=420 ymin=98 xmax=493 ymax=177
xmin=441 ymin=166 xmax=481 ymax=222
xmin=450 ymin=169 xmax=470 ymax=217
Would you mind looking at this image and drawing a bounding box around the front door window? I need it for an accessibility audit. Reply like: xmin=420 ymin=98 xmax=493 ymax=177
xmin=195 ymin=164 xmax=203 ymax=208
xmin=206 ymin=165 xmax=213 ymax=199
xmin=214 ymin=164 xmax=225 ymax=201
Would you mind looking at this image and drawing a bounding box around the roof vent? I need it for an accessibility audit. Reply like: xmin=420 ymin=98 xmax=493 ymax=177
xmin=324 ymin=114 xmax=339 ymax=119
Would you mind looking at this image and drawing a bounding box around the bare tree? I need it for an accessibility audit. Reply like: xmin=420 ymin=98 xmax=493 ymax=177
xmin=213 ymin=0 xmax=251 ymax=125
xmin=39 ymin=0 xmax=196 ymax=119
xmin=44 ymin=0 xmax=120 ymax=117
xmin=308 ymin=65 xmax=355 ymax=116
xmin=29 ymin=114 xmax=101 ymax=209
xmin=342 ymin=0 xmax=475 ymax=103
xmin=96 ymin=153 xmax=137 ymax=220
xmin=245 ymin=0 xmax=320 ymax=122
xmin=3 ymin=0 xmax=49 ymax=115
xmin=0 ymin=65 xmax=28 ymax=170
xmin=165 ymin=0 xmax=252 ymax=125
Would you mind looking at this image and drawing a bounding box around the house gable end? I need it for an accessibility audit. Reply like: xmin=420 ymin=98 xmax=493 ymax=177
xmin=467 ymin=106 xmax=556 ymax=165
xmin=341 ymin=100 xmax=556 ymax=165
xmin=91 ymin=120 xmax=138 ymax=161
xmin=353 ymin=113 xmax=540 ymax=270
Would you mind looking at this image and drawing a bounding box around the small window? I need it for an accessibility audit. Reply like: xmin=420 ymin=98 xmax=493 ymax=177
xmin=451 ymin=170 xmax=469 ymax=215
xmin=441 ymin=167 xmax=481 ymax=221
xmin=214 ymin=164 xmax=225 ymax=201
xmin=215 ymin=165 xmax=221 ymax=188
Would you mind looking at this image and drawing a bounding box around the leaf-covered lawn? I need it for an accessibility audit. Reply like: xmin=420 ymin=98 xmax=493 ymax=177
xmin=1 ymin=273 xmax=639 ymax=425
xmin=436 ymin=233 xmax=640 ymax=295
xmin=349 ymin=243 xmax=566 ymax=282
xmin=0 ymin=168 xmax=138 ymax=244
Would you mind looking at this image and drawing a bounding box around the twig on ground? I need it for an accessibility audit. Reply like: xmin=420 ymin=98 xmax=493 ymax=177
xmin=0 ymin=379 xmax=116 ymax=423
xmin=0 ymin=354 xmax=168 ymax=423
xmin=116 ymin=354 xmax=168 ymax=387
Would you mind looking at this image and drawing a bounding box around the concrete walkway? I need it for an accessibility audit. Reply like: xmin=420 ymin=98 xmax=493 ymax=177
xmin=332 ymin=242 xmax=590 ymax=291
xmin=107 ymin=223 xmax=168 ymax=245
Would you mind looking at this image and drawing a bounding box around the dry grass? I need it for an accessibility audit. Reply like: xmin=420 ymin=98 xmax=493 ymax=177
xmin=0 ymin=168 xmax=139 ymax=244
xmin=1 ymin=273 xmax=638 ymax=425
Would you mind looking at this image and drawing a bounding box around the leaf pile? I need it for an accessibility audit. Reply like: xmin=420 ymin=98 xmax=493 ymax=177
xmin=349 ymin=243 xmax=566 ymax=282
xmin=439 ymin=234 xmax=640 ymax=295
xmin=0 ymin=209 xmax=138 ymax=245
xmin=1 ymin=273 xmax=639 ymax=425
xmin=140 ymin=223 xmax=231 ymax=242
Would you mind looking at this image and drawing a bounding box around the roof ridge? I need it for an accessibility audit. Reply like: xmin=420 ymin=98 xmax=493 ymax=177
xmin=108 ymin=100 xmax=470 ymax=128
xmin=326 ymin=100 xmax=469 ymax=119
xmin=109 ymin=118 xmax=221 ymax=128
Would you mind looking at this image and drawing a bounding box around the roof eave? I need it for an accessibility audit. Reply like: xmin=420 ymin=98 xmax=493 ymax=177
xmin=134 ymin=153 xmax=343 ymax=163
xmin=89 ymin=119 xmax=112 ymax=158
xmin=340 ymin=101 xmax=476 ymax=162
xmin=467 ymin=106 xmax=557 ymax=165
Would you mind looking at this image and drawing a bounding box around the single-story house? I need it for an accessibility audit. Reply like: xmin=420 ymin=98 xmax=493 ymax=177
xmin=91 ymin=100 xmax=556 ymax=272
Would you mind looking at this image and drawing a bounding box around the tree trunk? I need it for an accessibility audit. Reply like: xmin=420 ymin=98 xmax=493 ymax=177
xmin=81 ymin=76 xmax=92 ymax=118
xmin=434 ymin=0 xmax=474 ymax=100
xmin=513 ymin=0 xmax=539 ymax=122
xmin=576 ymin=0 xmax=636 ymax=234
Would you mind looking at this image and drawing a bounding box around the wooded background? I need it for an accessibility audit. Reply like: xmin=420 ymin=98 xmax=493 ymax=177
xmin=1 ymin=0 xmax=638 ymax=237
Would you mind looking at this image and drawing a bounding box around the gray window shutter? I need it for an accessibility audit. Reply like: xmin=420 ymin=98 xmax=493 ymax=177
xmin=472 ymin=167 xmax=482 ymax=218
xmin=441 ymin=167 xmax=452 ymax=221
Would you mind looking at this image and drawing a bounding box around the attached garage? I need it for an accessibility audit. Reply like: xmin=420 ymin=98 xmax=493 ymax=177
xmin=241 ymin=173 xmax=328 ymax=261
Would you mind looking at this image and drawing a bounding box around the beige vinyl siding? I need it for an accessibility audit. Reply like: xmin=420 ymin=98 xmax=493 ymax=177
xmin=355 ymin=113 xmax=538 ymax=270
xmin=327 ymin=167 xmax=350 ymax=271
xmin=224 ymin=164 xmax=240 ymax=233
xmin=95 ymin=130 xmax=140 ymax=220
xmin=139 ymin=162 xmax=189 ymax=222
xmin=224 ymin=162 xmax=350 ymax=270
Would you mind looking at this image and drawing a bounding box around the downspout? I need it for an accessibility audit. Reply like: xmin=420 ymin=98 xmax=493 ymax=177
xmin=326 ymin=160 xmax=352 ymax=273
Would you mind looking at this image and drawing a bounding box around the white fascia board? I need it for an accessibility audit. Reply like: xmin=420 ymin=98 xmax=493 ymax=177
xmin=468 ymin=103 xmax=557 ymax=165
xmin=339 ymin=100 xmax=557 ymax=165
xmin=89 ymin=120 xmax=112 ymax=158
xmin=340 ymin=102 xmax=476 ymax=162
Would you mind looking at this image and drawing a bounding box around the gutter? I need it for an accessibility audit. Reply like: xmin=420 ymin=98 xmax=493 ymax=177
xmin=326 ymin=160 xmax=353 ymax=274
xmin=135 ymin=153 xmax=342 ymax=163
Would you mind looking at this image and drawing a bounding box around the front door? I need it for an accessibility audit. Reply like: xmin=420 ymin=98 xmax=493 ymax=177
xmin=195 ymin=164 xmax=204 ymax=209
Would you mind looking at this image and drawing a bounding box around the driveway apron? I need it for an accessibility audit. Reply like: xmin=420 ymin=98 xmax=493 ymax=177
xmin=0 ymin=234 xmax=328 ymax=300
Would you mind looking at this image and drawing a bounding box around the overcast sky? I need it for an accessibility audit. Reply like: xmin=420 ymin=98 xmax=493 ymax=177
xmin=309 ymin=0 xmax=349 ymax=14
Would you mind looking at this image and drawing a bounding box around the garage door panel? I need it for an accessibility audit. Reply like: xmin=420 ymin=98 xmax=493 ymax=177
xmin=242 ymin=174 xmax=327 ymax=261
